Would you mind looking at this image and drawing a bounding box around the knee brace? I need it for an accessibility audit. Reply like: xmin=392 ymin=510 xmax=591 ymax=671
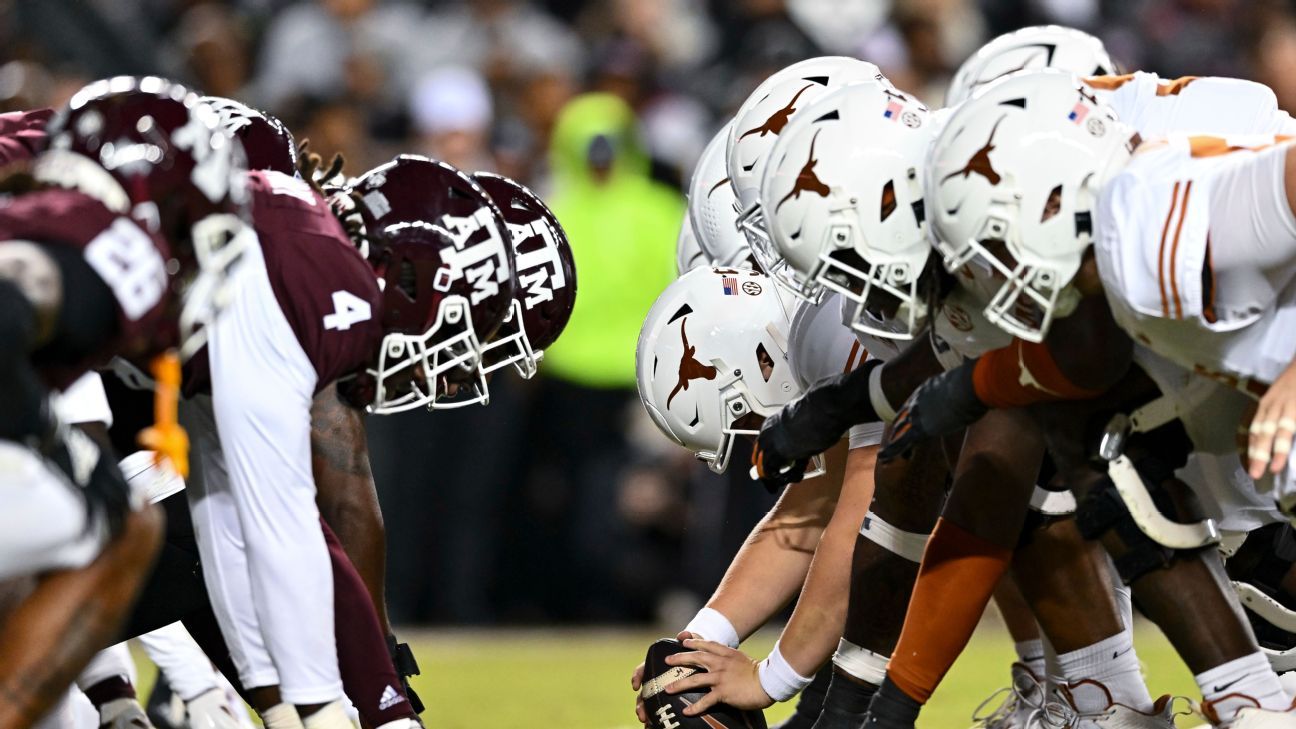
xmin=1074 ymin=456 xmax=1210 ymax=584
xmin=1228 ymin=523 xmax=1296 ymax=658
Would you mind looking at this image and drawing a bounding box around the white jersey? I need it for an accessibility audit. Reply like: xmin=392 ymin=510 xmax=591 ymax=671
xmin=1096 ymin=133 xmax=1296 ymax=392
xmin=1134 ymin=347 xmax=1287 ymax=531
xmin=1089 ymin=72 xmax=1296 ymax=139
xmin=788 ymin=292 xmax=883 ymax=448
xmin=53 ymin=371 xmax=113 ymax=427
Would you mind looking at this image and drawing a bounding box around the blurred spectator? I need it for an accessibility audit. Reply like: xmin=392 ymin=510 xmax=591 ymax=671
xmin=171 ymin=3 xmax=251 ymax=100
xmin=420 ymin=0 xmax=584 ymax=88
xmin=253 ymin=0 xmax=424 ymax=110
xmin=543 ymin=92 xmax=681 ymax=388
xmin=290 ymin=96 xmax=384 ymax=172
xmin=1119 ymin=0 xmax=1249 ymax=77
xmin=1249 ymin=9 xmax=1296 ymax=114
xmin=528 ymin=92 xmax=682 ymax=618
xmin=859 ymin=0 xmax=985 ymax=105
xmin=410 ymin=66 xmax=496 ymax=171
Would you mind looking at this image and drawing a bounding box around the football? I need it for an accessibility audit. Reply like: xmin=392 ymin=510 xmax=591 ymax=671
xmin=639 ymin=639 xmax=768 ymax=729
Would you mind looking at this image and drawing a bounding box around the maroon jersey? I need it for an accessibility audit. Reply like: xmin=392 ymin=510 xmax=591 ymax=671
xmin=183 ymin=170 xmax=382 ymax=396
xmin=0 ymin=189 xmax=170 ymax=389
xmin=0 ymin=108 xmax=52 ymax=166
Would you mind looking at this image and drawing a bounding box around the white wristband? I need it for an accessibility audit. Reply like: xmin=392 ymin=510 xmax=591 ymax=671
xmin=758 ymin=642 xmax=813 ymax=702
xmin=868 ymin=364 xmax=897 ymax=423
xmin=683 ymin=607 xmax=740 ymax=649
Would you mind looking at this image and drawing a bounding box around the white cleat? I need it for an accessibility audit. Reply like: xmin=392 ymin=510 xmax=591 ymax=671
xmin=1198 ymin=696 xmax=1296 ymax=727
xmin=98 ymin=698 xmax=154 ymax=729
xmin=1051 ymin=680 xmax=1184 ymax=728
xmin=971 ymin=663 xmax=1049 ymax=728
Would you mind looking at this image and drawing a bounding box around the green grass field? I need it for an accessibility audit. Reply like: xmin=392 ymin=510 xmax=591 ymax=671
xmin=131 ymin=617 xmax=1204 ymax=727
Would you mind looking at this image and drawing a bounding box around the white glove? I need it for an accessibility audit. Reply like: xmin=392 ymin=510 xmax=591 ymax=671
xmin=98 ymin=698 xmax=153 ymax=729
xmin=186 ymin=688 xmax=246 ymax=729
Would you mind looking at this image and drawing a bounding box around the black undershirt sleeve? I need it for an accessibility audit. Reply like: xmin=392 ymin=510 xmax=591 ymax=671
xmin=31 ymin=242 xmax=118 ymax=364
xmin=0 ymin=243 xmax=118 ymax=444
xmin=0 ymin=277 xmax=45 ymax=441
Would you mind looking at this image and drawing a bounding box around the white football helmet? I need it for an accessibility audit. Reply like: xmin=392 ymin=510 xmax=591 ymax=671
xmin=636 ymin=266 xmax=800 ymax=474
xmin=727 ymin=56 xmax=892 ymax=296
xmin=676 ymin=214 xmax=707 ymax=275
xmin=689 ymin=122 xmax=752 ymax=269
xmin=761 ymin=83 xmax=935 ymax=339
xmin=947 ymin=25 xmax=1116 ymax=107
xmin=926 ymin=70 xmax=1136 ymax=342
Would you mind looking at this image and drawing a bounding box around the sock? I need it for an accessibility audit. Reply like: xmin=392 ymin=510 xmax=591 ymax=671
xmin=1013 ymin=639 xmax=1046 ymax=680
xmin=1197 ymin=652 xmax=1291 ymax=725
xmin=1056 ymin=631 xmax=1153 ymax=712
xmin=1042 ymin=636 xmax=1062 ymax=685
xmin=773 ymin=664 xmax=832 ymax=729
xmin=862 ymin=676 xmax=922 ymax=729
xmin=83 ymin=676 xmax=136 ymax=709
xmin=261 ymin=704 xmax=304 ymax=729
xmin=812 ymin=670 xmax=878 ymax=729
xmin=1112 ymin=583 xmax=1134 ymax=629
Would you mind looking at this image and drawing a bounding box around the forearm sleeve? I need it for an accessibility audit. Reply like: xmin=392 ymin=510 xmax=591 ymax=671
xmin=0 ymin=279 xmax=48 ymax=442
xmin=885 ymin=518 xmax=1013 ymax=704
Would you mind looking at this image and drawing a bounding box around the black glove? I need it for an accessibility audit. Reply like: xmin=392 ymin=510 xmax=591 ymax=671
xmin=38 ymin=416 xmax=133 ymax=539
xmin=387 ymin=634 xmax=425 ymax=714
xmin=878 ymin=363 xmax=987 ymax=462
xmin=754 ymin=360 xmax=884 ymax=491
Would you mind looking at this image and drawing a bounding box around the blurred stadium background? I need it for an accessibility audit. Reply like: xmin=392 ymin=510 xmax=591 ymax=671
xmin=8 ymin=0 xmax=1292 ymax=724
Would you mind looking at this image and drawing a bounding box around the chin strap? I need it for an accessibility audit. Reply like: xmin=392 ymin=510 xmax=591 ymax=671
xmin=137 ymin=351 xmax=189 ymax=478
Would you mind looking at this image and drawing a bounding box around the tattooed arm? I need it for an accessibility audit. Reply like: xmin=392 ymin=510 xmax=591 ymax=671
xmin=311 ymin=382 xmax=390 ymax=633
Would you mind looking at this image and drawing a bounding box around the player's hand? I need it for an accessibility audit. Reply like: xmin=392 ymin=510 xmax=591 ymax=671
xmin=879 ymin=365 xmax=986 ymax=462
xmin=632 ymin=661 xmax=648 ymax=724
xmin=664 ymin=638 xmax=773 ymax=716
xmin=186 ymin=687 xmax=244 ymax=729
xmin=1248 ymin=360 xmax=1296 ymax=479
xmin=752 ymin=396 xmax=840 ymax=491
xmin=634 ymin=631 xmax=697 ymax=724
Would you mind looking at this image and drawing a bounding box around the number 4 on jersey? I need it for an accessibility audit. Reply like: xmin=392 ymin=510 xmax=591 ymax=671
xmin=323 ymin=290 xmax=372 ymax=331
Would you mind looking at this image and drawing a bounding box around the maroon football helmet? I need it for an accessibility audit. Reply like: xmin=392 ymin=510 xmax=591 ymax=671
xmin=349 ymin=155 xmax=515 ymax=412
xmin=202 ymin=96 xmax=298 ymax=175
xmin=35 ymin=76 xmax=252 ymax=361
xmin=472 ymin=172 xmax=577 ymax=379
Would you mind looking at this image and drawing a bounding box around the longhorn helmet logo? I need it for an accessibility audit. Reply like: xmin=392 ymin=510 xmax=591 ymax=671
xmin=738 ymin=83 xmax=816 ymax=141
xmin=775 ymin=128 xmax=831 ymax=213
xmin=666 ymin=318 xmax=718 ymax=409
xmin=941 ymin=115 xmax=1007 ymax=187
